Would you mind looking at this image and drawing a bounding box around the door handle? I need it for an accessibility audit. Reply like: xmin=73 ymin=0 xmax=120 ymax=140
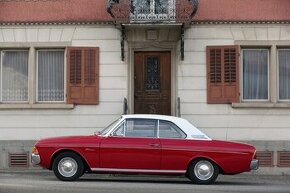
xmin=149 ymin=143 xmax=160 ymax=148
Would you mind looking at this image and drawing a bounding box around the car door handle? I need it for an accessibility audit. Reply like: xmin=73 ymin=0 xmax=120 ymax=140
xmin=149 ymin=143 xmax=160 ymax=148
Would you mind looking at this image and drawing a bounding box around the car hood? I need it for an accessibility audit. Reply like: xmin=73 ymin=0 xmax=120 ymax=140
xmin=35 ymin=135 xmax=102 ymax=147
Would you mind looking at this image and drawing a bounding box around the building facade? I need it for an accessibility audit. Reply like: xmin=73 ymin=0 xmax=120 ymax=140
xmin=0 ymin=0 xmax=290 ymax=174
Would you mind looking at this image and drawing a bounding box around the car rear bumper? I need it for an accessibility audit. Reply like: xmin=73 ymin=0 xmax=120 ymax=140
xmin=31 ymin=153 xmax=41 ymax=165
xmin=250 ymin=159 xmax=259 ymax=170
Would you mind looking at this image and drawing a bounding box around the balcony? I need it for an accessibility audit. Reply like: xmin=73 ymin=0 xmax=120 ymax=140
xmin=107 ymin=0 xmax=198 ymax=24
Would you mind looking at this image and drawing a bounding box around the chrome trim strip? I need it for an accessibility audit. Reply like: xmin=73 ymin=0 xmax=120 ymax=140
xmin=91 ymin=168 xmax=186 ymax=174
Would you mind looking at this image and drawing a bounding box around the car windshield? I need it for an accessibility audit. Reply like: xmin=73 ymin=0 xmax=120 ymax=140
xmin=98 ymin=117 xmax=121 ymax=136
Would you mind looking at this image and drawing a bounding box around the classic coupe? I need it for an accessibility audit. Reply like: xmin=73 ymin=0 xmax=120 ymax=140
xmin=31 ymin=114 xmax=258 ymax=184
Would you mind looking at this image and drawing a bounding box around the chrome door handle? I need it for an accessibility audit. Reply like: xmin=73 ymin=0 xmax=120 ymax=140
xmin=149 ymin=143 xmax=160 ymax=148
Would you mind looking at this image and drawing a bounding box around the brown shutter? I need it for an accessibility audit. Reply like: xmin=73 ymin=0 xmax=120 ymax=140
xmin=67 ymin=47 xmax=99 ymax=105
xmin=207 ymin=46 xmax=239 ymax=104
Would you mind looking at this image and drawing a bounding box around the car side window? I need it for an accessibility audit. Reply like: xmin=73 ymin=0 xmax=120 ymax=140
xmin=112 ymin=122 xmax=125 ymax=136
xmin=113 ymin=119 xmax=157 ymax=138
xmin=158 ymin=120 xmax=186 ymax=139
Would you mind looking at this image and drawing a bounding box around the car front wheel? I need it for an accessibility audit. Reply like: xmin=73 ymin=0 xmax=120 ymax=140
xmin=52 ymin=152 xmax=84 ymax=181
xmin=187 ymin=159 xmax=219 ymax=184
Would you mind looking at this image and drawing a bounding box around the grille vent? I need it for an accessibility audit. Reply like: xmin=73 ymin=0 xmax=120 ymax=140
xmin=8 ymin=152 xmax=29 ymax=167
xmin=277 ymin=151 xmax=290 ymax=167
xmin=256 ymin=151 xmax=274 ymax=167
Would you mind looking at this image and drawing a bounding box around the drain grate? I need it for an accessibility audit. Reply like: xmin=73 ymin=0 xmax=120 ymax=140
xmin=8 ymin=152 xmax=29 ymax=167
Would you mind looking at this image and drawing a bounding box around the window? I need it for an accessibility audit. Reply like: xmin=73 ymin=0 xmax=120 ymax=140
xmin=113 ymin=119 xmax=157 ymax=138
xmin=208 ymin=44 xmax=290 ymax=106
xmin=37 ymin=50 xmax=64 ymax=102
xmin=159 ymin=120 xmax=186 ymax=139
xmin=242 ymin=49 xmax=269 ymax=101
xmin=278 ymin=49 xmax=290 ymax=101
xmin=112 ymin=121 xmax=125 ymax=136
xmin=0 ymin=50 xmax=28 ymax=102
xmin=131 ymin=0 xmax=175 ymax=21
xmin=0 ymin=47 xmax=99 ymax=108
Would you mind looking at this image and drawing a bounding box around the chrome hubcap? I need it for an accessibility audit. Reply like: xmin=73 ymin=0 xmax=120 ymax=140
xmin=194 ymin=160 xmax=214 ymax=181
xmin=58 ymin=157 xmax=78 ymax=178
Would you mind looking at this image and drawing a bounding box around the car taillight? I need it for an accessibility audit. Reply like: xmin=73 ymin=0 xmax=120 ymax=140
xmin=32 ymin=147 xmax=39 ymax=155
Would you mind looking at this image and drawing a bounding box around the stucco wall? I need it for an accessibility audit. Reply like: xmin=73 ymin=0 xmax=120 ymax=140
xmin=0 ymin=25 xmax=126 ymax=140
xmin=181 ymin=24 xmax=290 ymax=141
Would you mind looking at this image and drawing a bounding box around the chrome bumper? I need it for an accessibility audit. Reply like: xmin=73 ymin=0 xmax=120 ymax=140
xmin=31 ymin=153 xmax=41 ymax=165
xmin=250 ymin=159 xmax=259 ymax=170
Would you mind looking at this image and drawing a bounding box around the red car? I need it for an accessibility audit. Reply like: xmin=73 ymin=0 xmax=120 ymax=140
xmin=31 ymin=114 xmax=258 ymax=184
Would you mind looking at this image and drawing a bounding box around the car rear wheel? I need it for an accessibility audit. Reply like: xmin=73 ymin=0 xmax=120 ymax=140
xmin=52 ymin=152 xmax=84 ymax=181
xmin=187 ymin=159 xmax=219 ymax=184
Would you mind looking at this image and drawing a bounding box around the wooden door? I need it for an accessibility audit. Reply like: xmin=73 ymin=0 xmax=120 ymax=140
xmin=134 ymin=52 xmax=171 ymax=115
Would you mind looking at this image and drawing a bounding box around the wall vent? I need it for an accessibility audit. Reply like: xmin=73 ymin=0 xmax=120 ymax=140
xmin=256 ymin=151 xmax=274 ymax=167
xmin=277 ymin=151 xmax=290 ymax=167
xmin=8 ymin=152 xmax=29 ymax=167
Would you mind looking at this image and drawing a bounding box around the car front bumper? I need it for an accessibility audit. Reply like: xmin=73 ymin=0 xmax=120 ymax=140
xmin=31 ymin=153 xmax=41 ymax=165
xmin=250 ymin=159 xmax=259 ymax=170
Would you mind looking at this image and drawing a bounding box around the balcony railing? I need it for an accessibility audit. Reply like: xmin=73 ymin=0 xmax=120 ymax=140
xmin=107 ymin=0 xmax=198 ymax=24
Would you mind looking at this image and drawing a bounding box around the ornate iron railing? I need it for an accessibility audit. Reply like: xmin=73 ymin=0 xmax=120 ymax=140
xmin=107 ymin=0 xmax=198 ymax=24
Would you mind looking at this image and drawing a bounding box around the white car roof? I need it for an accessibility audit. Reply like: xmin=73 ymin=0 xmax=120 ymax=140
xmin=120 ymin=114 xmax=211 ymax=140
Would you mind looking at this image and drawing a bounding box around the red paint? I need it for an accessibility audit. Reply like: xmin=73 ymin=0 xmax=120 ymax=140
xmin=0 ymin=0 xmax=290 ymax=23
xmin=35 ymin=135 xmax=256 ymax=175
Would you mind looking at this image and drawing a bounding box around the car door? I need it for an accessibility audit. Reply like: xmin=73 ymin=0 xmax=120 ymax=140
xmin=100 ymin=118 xmax=161 ymax=170
xmin=158 ymin=120 xmax=191 ymax=171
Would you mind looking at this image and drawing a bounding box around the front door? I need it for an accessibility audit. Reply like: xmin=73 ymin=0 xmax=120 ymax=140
xmin=100 ymin=118 xmax=161 ymax=170
xmin=134 ymin=52 xmax=171 ymax=115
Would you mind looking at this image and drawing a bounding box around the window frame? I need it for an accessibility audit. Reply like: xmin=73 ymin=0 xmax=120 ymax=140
xmin=36 ymin=49 xmax=66 ymax=103
xmin=158 ymin=120 xmax=187 ymax=139
xmin=125 ymin=118 xmax=158 ymax=138
xmin=241 ymin=48 xmax=270 ymax=102
xmin=0 ymin=49 xmax=29 ymax=104
xmin=110 ymin=118 xmax=187 ymax=139
xmin=277 ymin=48 xmax=290 ymax=102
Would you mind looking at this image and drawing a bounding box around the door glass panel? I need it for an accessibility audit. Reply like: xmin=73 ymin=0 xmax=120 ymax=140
xmin=159 ymin=120 xmax=186 ymax=139
xmin=125 ymin=119 xmax=157 ymax=137
xmin=146 ymin=57 xmax=160 ymax=90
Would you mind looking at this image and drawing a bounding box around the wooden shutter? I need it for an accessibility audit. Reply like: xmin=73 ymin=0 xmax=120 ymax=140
xmin=207 ymin=46 xmax=240 ymax=104
xmin=67 ymin=47 xmax=99 ymax=105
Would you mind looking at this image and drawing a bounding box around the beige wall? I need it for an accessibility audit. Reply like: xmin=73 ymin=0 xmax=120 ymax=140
xmin=1 ymin=24 xmax=290 ymax=143
xmin=181 ymin=24 xmax=290 ymax=141
xmin=0 ymin=25 xmax=126 ymax=140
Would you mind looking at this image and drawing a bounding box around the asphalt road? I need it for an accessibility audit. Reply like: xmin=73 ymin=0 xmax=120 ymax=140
xmin=0 ymin=171 xmax=290 ymax=193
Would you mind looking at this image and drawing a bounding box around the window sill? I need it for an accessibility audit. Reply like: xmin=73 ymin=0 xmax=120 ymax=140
xmin=0 ymin=103 xmax=74 ymax=110
xmin=232 ymin=103 xmax=290 ymax=108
